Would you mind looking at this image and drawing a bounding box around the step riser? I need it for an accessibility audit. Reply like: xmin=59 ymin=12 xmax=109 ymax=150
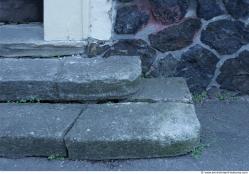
xmin=67 ymin=139 xmax=200 ymax=160
xmin=0 ymin=80 xmax=141 ymax=102
xmin=0 ymin=43 xmax=84 ymax=58
xmin=0 ymin=137 xmax=67 ymax=158
xmin=0 ymin=24 xmax=85 ymax=58
xmin=0 ymin=56 xmax=142 ymax=102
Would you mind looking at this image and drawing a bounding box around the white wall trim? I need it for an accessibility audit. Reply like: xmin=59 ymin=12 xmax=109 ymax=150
xmin=82 ymin=0 xmax=90 ymax=39
xmin=89 ymin=0 xmax=113 ymax=40
xmin=44 ymin=0 xmax=112 ymax=41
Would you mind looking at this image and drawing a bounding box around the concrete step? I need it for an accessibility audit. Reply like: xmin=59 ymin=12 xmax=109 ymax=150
xmin=0 ymin=56 xmax=141 ymax=102
xmin=0 ymin=104 xmax=85 ymax=158
xmin=65 ymin=102 xmax=200 ymax=160
xmin=0 ymin=78 xmax=200 ymax=160
xmin=0 ymin=24 xmax=85 ymax=58
xmin=128 ymin=78 xmax=193 ymax=103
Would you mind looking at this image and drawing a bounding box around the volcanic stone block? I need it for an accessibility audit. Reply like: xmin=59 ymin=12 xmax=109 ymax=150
xmin=114 ymin=5 xmax=149 ymax=34
xmin=176 ymin=45 xmax=219 ymax=93
xmin=0 ymin=104 xmax=84 ymax=158
xmin=201 ymin=19 xmax=249 ymax=55
xmin=149 ymin=0 xmax=189 ymax=25
xmin=65 ymin=102 xmax=200 ymax=160
xmin=223 ymin=0 xmax=249 ymax=19
xmin=149 ymin=18 xmax=201 ymax=52
xmin=197 ymin=0 xmax=225 ymax=20
xmin=217 ymin=51 xmax=249 ymax=94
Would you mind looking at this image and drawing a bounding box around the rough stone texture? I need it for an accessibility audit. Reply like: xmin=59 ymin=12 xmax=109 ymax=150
xmin=1 ymin=101 xmax=249 ymax=171
xmin=197 ymin=0 xmax=225 ymax=20
xmin=0 ymin=104 xmax=84 ymax=158
xmin=149 ymin=18 xmax=201 ymax=52
xmin=104 ymin=39 xmax=157 ymax=74
xmin=176 ymin=45 xmax=219 ymax=93
xmin=0 ymin=59 xmax=59 ymax=101
xmin=129 ymin=78 xmax=193 ymax=103
xmin=217 ymin=51 xmax=249 ymax=94
xmin=57 ymin=56 xmax=142 ymax=101
xmin=86 ymin=41 xmax=111 ymax=58
xmin=0 ymin=24 xmax=85 ymax=57
xmin=113 ymin=0 xmax=249 ymax=95
xmin=148 ymin=54 xmax=179 ymax=78
xmin=201 ymin=19 xmax=249 ymax=55
xmin=223 ymin=0 xmax=249 ymax=19
xmin=0 ymin=0 xmax=43 ymax=23
xmin=149 ymin=0 xmax=189 ymax=25
xmin=114 ymin=5 xmax=149 ymax=34
xmin=0 ymin=56 xmax=142 ymax=101
xmin=65 ymin=102 xmax=200 ymax=160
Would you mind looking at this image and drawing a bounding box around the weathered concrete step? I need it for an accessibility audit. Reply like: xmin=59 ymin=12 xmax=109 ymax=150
xmin=0 ymin=102 xmax=200 ymax=160
xmin=0 ymin=104 xmax=85 ymax=158
xmin=0 ymin=24 xmax=86 ymax=57
xmin=65 ymin=102 xmax=200 ymax=160
xmin=0 ymin=56 xmax=141 ymax=102
xmin=0 ymin=78 xmax=199 ymax=160
xmin=128 ymin=78 xmax=193 ymax=103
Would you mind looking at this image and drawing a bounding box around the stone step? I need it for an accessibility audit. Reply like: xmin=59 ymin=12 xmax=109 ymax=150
xmin=0 ymin=56 xmax=141 ymax=102
xmin=0 ymin=78 xmax=200 ymax=160
xmin=128 ymin=78 xmax=193 ymax=103
xmin=0 ymin=24 xmax=86 ymax=58
xmin=65 ymin=102 xmax=200 ymax=160
xmin=0 ymin=103 xmax=85 ymax=158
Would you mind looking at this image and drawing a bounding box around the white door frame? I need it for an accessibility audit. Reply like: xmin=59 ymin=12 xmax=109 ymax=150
xmin=44 ymin=0 xmax=112 ymax=41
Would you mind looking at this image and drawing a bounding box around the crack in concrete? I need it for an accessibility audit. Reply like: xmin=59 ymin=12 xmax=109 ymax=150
xmin=62 ymin=105 xmax=89 ymax=158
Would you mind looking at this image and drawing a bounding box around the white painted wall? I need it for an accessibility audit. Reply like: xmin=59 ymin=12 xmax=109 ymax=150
xmin=44 ymin=0 xmax=112 ymax=41
xmin=89 ymin=0 xmax=113 ymax=40
xmin=44 ymin=0 xmax=83 ymax=41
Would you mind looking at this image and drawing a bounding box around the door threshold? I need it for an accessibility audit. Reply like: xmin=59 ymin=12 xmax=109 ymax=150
xmin=0 ymin=23 xmax=87 ymax=58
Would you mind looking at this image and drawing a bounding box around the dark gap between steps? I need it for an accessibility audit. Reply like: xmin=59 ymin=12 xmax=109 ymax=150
xmin=0 ymin=98 xmax=163 ymax=105
xmin=0 ymin=99 xmax=126 ymax=105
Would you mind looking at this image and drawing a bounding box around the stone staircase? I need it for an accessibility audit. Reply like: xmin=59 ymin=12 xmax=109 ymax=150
xmin=0 ymin=56 xmax=200 ymax=160
xmin=0 ymin=49 xmax=200 ymax=160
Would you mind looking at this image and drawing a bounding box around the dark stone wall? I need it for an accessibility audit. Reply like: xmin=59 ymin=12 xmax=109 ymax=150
xmin=87 ymin=0 xmax=249 ymax=95
xmin=0 ymin=0 xmax=43 ymax=23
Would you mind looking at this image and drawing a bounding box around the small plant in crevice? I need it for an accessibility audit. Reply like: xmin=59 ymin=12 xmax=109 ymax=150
xmin=191 ymin=143 xmax=209 ymax=159
xmin=216 ymin=92 xmax=239 ymax=101
xmin=47 ymin=154 xmax=65 ymax=161
xmin=216 ymin=94 xmax=226 ymax=101
xmin=7 ymin=97 xmax=41 ymax=104
xmin=192 ymin=91 xmax=208 ymax=104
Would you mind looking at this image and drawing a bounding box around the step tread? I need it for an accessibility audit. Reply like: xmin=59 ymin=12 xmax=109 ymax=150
xmin=0 ymin=103 xmax=85 ymax=158
xmin=65 ymin=102 xmax=200 ymax=160
xmin=0 ymin=56 xmax=142 ymax=101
